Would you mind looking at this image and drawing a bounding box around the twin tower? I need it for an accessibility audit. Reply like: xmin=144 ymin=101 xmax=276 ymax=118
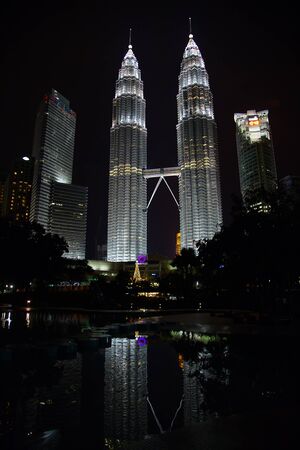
xmin=107 ymin=32 xmax=222 ymax=262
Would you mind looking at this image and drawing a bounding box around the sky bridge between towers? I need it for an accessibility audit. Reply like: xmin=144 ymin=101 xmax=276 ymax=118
xmin=143 ymin=166 xmax=180 ymax=211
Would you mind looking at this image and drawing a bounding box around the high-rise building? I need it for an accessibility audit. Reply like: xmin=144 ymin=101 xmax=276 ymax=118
xmin=30 ymin=89 xmax=88 ymax=258
xmin=107 ymin=42 xmax=147 ymax=262
xmin=2 ymin=156 xmax=34 ymax=221
xmin=234 ymin=110 xmax=277 ymax=206
xmin=177 ymin=33 xmax=222 ymax=250
xmin=30 ymin=89 xmax=76 ymax=231
xmin=49 ymin=182 xmax=88 ymax=259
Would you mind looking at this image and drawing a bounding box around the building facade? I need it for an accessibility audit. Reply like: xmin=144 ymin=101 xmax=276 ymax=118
xmin=176 ymin=34 xmax=222 ymax=249
xmin=176 ymin=232 xmax=181 ymax=256
xmin=2 ymin=156 xmax=34 ymax=221
xmin=30 ymin=89 xmax=88 ymax=258
xmin=0 ymin=169 xmax=7 ymax=216
xmin=234 ymin=109 xmax=277 ymax=207
xmin=30 ymin=89 xmax=76 ymax=231
xmin=107 ymin=43 xmax=147 ymax=262
xmin=49 ymin=182 xmax=88 ymax=259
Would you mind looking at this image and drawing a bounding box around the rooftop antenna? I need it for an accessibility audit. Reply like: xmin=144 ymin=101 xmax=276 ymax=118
xmin=129 ymin=28 xmax=132 ymax=48
xmin=189 ymin=17 xmax=193 ymax=38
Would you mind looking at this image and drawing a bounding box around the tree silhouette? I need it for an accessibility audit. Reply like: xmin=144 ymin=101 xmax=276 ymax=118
xmin=0 ymin=218 xmax=68 ymax=291
xmin=171 ymin=248 xmax=199 ymax=300
xmin=196 ymin=189 xmax=300 ymax=309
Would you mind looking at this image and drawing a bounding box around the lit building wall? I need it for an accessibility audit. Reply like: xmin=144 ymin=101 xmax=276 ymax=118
xmin=107 ymin=44 xmax=147 ymax=262
xmin=30 ymin=89 xmax=76 ymax=231
xmin=177 ymin=34 xmax=222 ymax=249
xmin=104 ymin=337 xmax=147 ymax=441
xmin=49 ymin=182 xmax=88 ymax=259
xmin=176 ymin=232 xmax=181 ymax=255
xmin=2 ymin=156 xmax=34 ymax=221
xmin=0 ymin=169 xmax=6 ymax=216
xmin=234 ymin=110 xmax=277 ymax=204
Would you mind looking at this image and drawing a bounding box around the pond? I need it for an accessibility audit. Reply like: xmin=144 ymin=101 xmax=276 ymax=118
xmin=0 ymin=309 xmax=299 ymax=449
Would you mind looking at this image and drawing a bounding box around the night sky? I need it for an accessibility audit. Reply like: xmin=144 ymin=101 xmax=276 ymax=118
xmin=0 ymin=4 xmax=299 ymax=259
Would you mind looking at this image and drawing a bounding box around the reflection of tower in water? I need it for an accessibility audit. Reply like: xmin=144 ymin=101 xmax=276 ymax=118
xmin=182 ymin=342 xmax=230 ymax=425
xmin=183 ymin=360 xmax=205 ymax=424
xmin=104 ymin=337 xmax=147 ymax=441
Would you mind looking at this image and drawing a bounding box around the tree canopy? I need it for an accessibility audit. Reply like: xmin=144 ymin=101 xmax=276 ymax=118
xmin=0 ymin=218 xmax=68 ymax=289
xmin=197 ymin=190 xmax=300 ymax=305
xmin=170 ymin=189 xmax=300 ymax=308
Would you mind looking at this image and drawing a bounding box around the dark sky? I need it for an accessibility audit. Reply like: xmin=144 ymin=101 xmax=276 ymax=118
xmin=0 ymin=3 xmax=299 ymax=259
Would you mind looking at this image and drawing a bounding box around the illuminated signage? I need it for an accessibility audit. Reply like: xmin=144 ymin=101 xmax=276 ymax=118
xmin=137 ymin=254 xmax=147 ymax=264
xmin=136 ymin=336 xmax=147 ymax=347
xmin=249 ymin=119 xmax=259 ymax=126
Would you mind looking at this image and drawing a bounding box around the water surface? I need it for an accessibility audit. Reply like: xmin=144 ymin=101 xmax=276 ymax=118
xmin=0 ymin=309 xmax=298 ymax=449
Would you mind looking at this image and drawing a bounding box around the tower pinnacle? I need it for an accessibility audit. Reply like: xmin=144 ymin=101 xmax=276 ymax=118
xmin=189 ymin=17 xmax=193 ymax=38
xmin=129 ymin=28 xmax=132 ymax=49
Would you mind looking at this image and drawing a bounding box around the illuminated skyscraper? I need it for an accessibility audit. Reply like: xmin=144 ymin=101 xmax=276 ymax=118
xmin=30 ymin=89 xmax=76 ymax=231
xmin=177 ymin=32 xmax=222 ymax=249
xmin=234 ymin=110 xmax=277 ymax=205
xmin=30 ymin=89 xmax=88 ymax=258
xmin=107 ymin=41 xmax=147 ymax=262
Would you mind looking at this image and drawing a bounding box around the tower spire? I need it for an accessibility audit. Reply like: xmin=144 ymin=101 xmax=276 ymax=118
xmin=189 ymin=17 xmax=193 ymax=38
xmin=129 ymin=28 xmax=132 ymax=49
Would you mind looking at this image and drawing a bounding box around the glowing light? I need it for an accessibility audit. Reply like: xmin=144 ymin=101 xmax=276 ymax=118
xmin=137 ymin=254 xmax=147 ymax=264
xmin=136 ymin=336 xmax=147 ymax=347
xmin=178 ymin=353 xmax=184 ymax=369
xmin=249 ymin=120 xmax=259 ymax=126
xmin=22 ymin=156 xmax=30 ymax=161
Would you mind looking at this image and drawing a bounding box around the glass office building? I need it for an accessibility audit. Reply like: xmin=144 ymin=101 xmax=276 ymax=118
xmin=30 ymin=89 xmax=88 ymax=258
xmin=49 ymin=182 xmax=88 ymax=259
xmin=234 ymin=110 xmax=277 ymax=206
xmin=30 ymin=89 xmax=76 ymax=231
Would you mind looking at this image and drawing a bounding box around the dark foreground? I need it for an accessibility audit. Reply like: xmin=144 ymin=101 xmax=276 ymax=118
xmin=0 ymin=308 xmax=299 ymax=449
